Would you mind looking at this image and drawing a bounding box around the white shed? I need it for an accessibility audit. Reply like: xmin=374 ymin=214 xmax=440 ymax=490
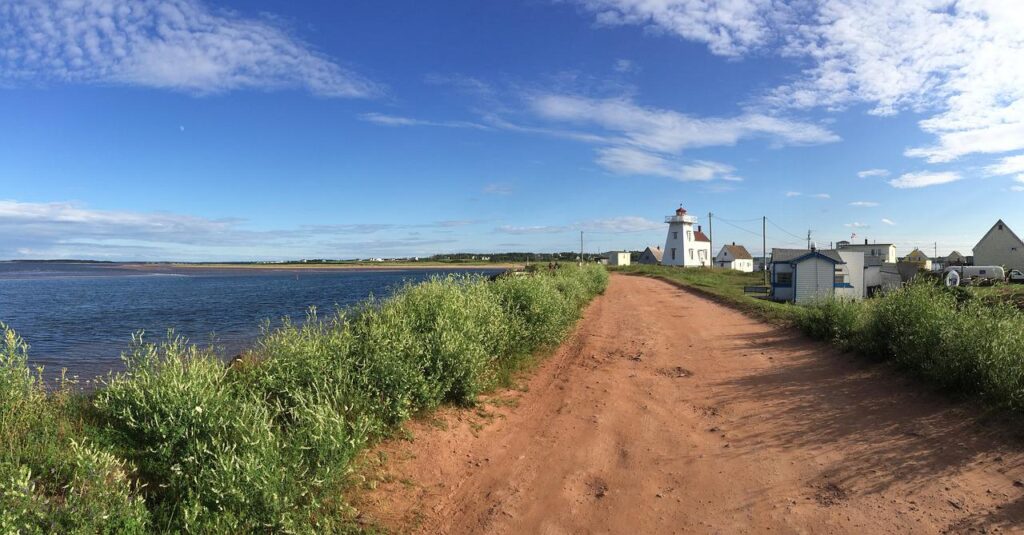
xmin=770 ymin=248 xmax=862 ymax=304
xmin=606 ymin=251 xmax=631 ymax=266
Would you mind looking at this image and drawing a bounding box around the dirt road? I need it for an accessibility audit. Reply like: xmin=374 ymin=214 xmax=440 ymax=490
xmin=353 ymin=274 xmax=1024 ymax=534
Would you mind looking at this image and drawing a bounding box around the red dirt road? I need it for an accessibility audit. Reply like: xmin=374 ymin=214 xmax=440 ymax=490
xmin=353 ymin=274 xmax=1024 ymax=534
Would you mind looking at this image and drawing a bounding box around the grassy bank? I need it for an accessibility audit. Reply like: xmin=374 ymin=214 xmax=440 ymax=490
xmin=0 ymin=265 xmax=608 ymax=533
xmin=617 ymin=265 xmax=1024 ymax=413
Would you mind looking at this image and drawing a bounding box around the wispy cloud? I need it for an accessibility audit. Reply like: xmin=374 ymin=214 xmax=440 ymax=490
xmin=844 ymin=222 xmax=869 ymax=229
xmin=0 ymin=0 xmax=378 ymax=97
xmin=529 ymin=94 xmax=839 ymax=153
xmin=482 ymin=183 xmax=513 ymax=195
xmin=811 ymin=193 xmax=830 ymax=199
xmin=613 ymin=59 xmax=638 ymax=73
xmin=888 ymin=171 xmax=963 ymax=189
xmin=495 ymin=216 xmax=662 ymax=235
xmin=857 ymin=169 xmax=890 ymax=178
xmin=785 ymin=191 xmax=802 ymax=197
xmin=986 ymin=154 xmax=1024 ymax=176
xmin=849 ymin=201 xmax=879 ymax=207
xmin=0 ymin=200 xmax=480 ymax=260
xmin=573 ymin=1 xmax=1024 ymax=166
xmin=595 ymin=147 xmax=738 ymax=182
xmin=881 ymin=218 xmax=896 ymax=226
xmin=358 ymin=113 xmax=488 ymax=130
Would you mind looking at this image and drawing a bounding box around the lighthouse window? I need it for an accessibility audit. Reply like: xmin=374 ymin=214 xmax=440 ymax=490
xmin=689 ymin=249 xmax=694 ymax=259
xmin=687 ymin=231 xmax=693 ymax=241
xmin=670 ymin=248 xmax=676 ymax=260
xmin=672 ymin=231 xmax=678 ymax=240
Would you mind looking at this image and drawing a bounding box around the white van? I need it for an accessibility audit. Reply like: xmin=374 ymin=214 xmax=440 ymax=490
xmin=944 ymin=265 xmax=1006 ymax=281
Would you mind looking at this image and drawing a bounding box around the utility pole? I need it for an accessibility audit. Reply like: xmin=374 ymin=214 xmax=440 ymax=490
xmin=934 ymin=241 xmax=938 ymax=259
xmin=708 ymin=211 xmax=714 ymax=267
xmin=807 ymin=230 xmax=812 ymax=249
xmin=579 ymin=231 xmax=584 ymax=266
xmin=762 ymin=216 xmax=768 ymax=286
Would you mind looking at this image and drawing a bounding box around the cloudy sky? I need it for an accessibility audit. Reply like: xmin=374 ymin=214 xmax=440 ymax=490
xmin=1 ymin=0 xmax=1021 ymax=260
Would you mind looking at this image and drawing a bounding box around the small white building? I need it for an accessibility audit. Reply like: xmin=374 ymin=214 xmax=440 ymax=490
xmin=606 ymin=251 xmax=631 ymax=266
xmin=637 ymin=246 xmax=663 ymax=265
xmin=663 ymin=205 xmax=711 ymax=267
xmin=714 ymin=243 xmax=754 ymax=272
xmin=903 ymin=248 xmax=933 ymax=271
xmin=973 ymin=219 xmax=1024 ymax=271
xmin=836 ymin=240 xmax=898 ymax=264
xmin=770 ymin=248 xmax=863 ymax=304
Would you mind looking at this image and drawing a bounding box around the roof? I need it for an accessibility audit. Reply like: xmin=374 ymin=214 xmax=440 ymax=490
xmin=721 ymin=244 xmax=752 ymax=260
xmin=644 ymin=246 xmax=663 ymax=262
xmin=974 ymin=219 xmax=1024 ymax=252
xmin=771 ymin=248 xmax=844 ymax=264
xmin=693 ymin=230 xmax=710 ymax=242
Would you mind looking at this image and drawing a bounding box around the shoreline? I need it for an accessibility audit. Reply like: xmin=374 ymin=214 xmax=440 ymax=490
xmin=121 ymin=262 xmax=524 ymax=272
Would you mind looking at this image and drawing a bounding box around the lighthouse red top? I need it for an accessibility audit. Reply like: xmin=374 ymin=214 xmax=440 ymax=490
xmin=675 ymin=206 xmax=687 ymax=216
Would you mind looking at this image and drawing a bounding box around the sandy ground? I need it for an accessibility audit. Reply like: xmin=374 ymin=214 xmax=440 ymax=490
xmin=352 ymin=274 xmax=1024 ymax=534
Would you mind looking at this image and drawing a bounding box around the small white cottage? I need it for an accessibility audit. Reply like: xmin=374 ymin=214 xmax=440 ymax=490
xmin=714 ymin=243 xmax=754 ymax=272
xmin=770 ymin=248 xmax=863 ymax=304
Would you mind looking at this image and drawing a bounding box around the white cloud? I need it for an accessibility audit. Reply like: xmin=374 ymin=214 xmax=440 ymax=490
xmin=575 ymin=0 xmax=778 ymax=57
xmin=1010 ymin=186 xmax=1024 ymax=192
xmin=530 ymin=94 xmax=839 ymax=153
xmin=613 ymin=59 xmax=638 ymax=73
xmin=888 ymin=171 xmax=963 ymax=189
xmin=574 ymin=1 xmax=1024 ymax=164
xmin=811 ymin=193 xmax=830 ymax=199
xmin=857 ymin=169 xmax=890 ymax=178
xmin=849 ymin=201 xmax=879 ymax=207
xmin=495 ymin=225 xmax=568 ymax=235
xmin=844 ymin=222 xmax=869 ymax=229
xmin=986 ymin=154 xmax=1024 ymax=176
xmin=596 ymin=147 xmax=738 ymax=181
xmin=482 ymin=183 xmax=513 ymax=195
xmin=785 ymin=191 xmax=801 ymax=197
xmin=0 ymin=200 xmax=478 ymax=260
xmin=359 ymin=113 xmax=488 ymax=130
xmin=0 ymin=0 xmax=377 ymax=97
xmin=881 ymin=218 xmax=895 ymax=225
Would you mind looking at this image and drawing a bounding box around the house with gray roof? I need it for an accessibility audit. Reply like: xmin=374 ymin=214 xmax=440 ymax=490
xmin=770 ymin=247 xmax=864 ymax=303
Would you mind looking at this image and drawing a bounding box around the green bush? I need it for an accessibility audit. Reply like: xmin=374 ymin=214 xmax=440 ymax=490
xmin=0 ymin=266 xmax=609 ymax=532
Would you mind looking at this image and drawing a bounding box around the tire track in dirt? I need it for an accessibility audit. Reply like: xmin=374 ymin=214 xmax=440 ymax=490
xmin=351 ymin=274 xmax=1024 ymax=534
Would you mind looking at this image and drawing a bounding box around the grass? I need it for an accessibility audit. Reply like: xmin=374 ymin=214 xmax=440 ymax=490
xmin=617 ymin=264 xmax=1024 ymax=413
xmin=0 ymin=265 xmax=608 ymax=533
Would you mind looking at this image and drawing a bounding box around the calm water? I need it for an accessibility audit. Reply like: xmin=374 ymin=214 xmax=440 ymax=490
xmin=0 ymin=262 xmax=503 ymax=383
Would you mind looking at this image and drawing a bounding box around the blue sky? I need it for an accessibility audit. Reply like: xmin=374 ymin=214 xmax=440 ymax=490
xmin=1 ymin=0 xmax=1022 ymax=261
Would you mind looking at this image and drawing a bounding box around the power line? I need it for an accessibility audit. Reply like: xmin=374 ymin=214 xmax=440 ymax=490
xmin=765 ymin=218 xmax=807 ymax=242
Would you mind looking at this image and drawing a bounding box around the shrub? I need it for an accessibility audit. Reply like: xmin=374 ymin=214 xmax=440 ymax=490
xmin=1 ymin=266 xmax=610 ymax=531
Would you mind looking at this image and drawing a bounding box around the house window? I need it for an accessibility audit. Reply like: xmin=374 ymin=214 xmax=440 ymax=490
xmin=671 ymin=248 xmax=676 ymax=260
xmin=776 ymin=272 xmax=792 ymax=286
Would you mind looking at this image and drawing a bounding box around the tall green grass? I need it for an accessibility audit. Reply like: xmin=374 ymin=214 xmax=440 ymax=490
xmin=0 ymin=265 xmax=608 ymax=532
xmin=798 ymin=281 xmax=1024 ymax=409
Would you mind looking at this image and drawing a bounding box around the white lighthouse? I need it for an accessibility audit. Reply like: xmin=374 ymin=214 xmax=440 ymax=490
xmin=663 ymin=205 xmax=711 ymax=267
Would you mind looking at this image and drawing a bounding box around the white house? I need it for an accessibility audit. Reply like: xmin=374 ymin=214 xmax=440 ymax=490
xmin=836 ymin=240 xmax=897 ymax=264
xmin=770 ymin=248 xmax=863 ymax=304
xmin=637 ymin=246 xmax=663 ymax=265
xmin=663 ymin=205 xmax=711 ymax=267
xmin=606 ymin=251 xmax=631 ymax=266
xmin=973 ymin=219 xmax=1024 ymax=271
xmin=715 ymin=243 xmax=754 ymax=272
